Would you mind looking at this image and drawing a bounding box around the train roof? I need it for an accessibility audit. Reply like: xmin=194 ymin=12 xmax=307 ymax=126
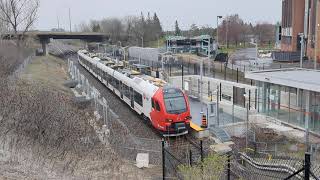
xmin=78 ymin=50 xmax=166 ymax=96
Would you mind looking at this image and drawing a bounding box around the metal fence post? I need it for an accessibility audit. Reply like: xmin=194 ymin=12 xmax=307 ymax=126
xmin=217 ymin=85 xmax=220 ymax=126
xmin=249 ymin=90 xmax=251 ymax=110
xmin=224 ymin=64 xmax=227 ymax=80
xmin=219 ymin=83 xmax=222 ymax=101
xmin=227 ymin=154 xmax=231 ymax=180
xmin=236 ymin=68 xmax=239 ymax=83
xmin=181 ymin=61 xmax=184 ymax=90
xmin=200 ymin=140 xmax=203 ymax=162
xmin=255 ymin=89 xmax=257 ymax=110
xmin=232 ymin=64 xmax=234 ymax=81
xmin=162 ymin=139 xmax=165 ymax=180
xmin=246 ymin=103 xmax=249 ymax=150
xmin=189 ymin=150 xmax=193 ymax=167
xmin=305 ymin=153 xmax=310 ymax=180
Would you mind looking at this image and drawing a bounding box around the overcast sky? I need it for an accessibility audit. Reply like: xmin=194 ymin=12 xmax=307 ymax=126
xmin=36 ymin=0 xmax=282 ymax=31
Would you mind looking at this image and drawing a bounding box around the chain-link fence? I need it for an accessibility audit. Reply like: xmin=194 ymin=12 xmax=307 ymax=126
xmin=8 ymin=56 xmax=33 ymax=81
xmin=68 ymin=59 xmax=163 ymax=166
xmin=169 ymin=75 xmax=256 ymax=129
xmin=226 ymin=114 xmax=320 ymax=180
xmin=67 ymin=51 xmax=320 ymax=179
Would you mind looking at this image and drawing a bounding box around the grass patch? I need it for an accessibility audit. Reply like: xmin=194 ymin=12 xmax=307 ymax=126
xmin=21 ymin=55 xmax=71 ymax=94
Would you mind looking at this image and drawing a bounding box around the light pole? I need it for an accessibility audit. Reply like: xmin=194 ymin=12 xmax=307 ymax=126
xmin=103 ymin=44 xmax=107 ymax=54
xmin=68 ymin=8 xmax=72 ymax=32
xmin=299 ymin=33 xmax=305 ymax=68
xmin=217 ymin=16 xmax=223 ymax=46
xmin=141 ymin=36 xmax=144 ymax=48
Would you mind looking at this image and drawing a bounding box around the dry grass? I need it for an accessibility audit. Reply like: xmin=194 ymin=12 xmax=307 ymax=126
xmin=21 ymin=55 xmax=71 ymax=94
xmin=0 ymin=47 xmax=160 ymax=179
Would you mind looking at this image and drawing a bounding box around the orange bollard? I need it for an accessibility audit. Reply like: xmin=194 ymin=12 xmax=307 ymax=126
xmin=201 ymin=115 xmax=208 ymax=128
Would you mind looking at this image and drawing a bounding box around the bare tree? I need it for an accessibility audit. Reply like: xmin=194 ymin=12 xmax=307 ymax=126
xmin=100 ymin=17 xmax=124 ymax=43
xmin=0 ymin=0 xmax=39 ymax=43
xmin=254 ymin=22 xmax=275 ymax=46
xmin=77 ymin=21 xmax=91 ymax=32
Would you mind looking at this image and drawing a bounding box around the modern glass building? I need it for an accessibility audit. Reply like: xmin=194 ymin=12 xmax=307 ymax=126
xmin=246 ymin=68 xmax=320 ymax=134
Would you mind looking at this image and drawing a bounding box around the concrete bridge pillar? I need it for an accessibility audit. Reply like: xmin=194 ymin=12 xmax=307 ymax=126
xmin=40 ymin=38 xmax=50 ymax=56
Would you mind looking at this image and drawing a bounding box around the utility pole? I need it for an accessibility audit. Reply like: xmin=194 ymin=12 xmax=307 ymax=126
xmin=69 ymin=8 xmax=72 ymax=32
xmin=57 ymin=15 xmax=60 ymax=29
xmin=141 ymin=36 xmax=144 ymax=48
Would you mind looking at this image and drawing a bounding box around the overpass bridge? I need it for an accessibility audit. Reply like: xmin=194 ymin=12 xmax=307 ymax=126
xmin=2 ymin=31 xmax=110 ymax=55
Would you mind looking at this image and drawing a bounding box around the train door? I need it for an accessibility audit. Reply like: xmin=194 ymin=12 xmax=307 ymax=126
xmin=120 ymin=81 xmax=123 ymax=99
xmin=150 ymin=98 xmax=163 ymax=128
xmin=130 ymin=87 xmax=134 ymax=108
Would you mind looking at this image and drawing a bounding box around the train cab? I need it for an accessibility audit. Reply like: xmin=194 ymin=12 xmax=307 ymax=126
xmin=150 ymin=86 xmax=191 ymax=136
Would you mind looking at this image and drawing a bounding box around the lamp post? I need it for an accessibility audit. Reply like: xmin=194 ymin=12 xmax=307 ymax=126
xmin=299 ymin=33 xmax=305 ymax=68
xmin=200 ymin=58 xmax=204 ymax=115
xmin=217 ymin=16 xmax=223 ymax=46
xmin=141 ymin=36 xmax=144 ymax=48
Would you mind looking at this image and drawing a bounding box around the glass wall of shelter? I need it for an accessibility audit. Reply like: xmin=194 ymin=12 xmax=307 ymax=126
xmin=256 ymin=81 xmax=320 ymax=134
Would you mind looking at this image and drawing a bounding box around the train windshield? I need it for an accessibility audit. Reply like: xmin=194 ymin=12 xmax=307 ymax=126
xmin=163 ymin=88 xmax=187 ymax=114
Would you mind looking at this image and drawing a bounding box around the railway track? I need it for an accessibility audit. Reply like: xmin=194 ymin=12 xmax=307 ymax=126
xmin=49 ymin=41 xmax=211 ymax=167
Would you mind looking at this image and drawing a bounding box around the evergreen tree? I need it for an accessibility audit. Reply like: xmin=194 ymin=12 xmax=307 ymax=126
xmin=153 ymin=13 xmax=163 ymax=37
xmin=92 ymin=24 xmax=101 ymax=32
xmin=175 ymin=20 xmax=181 ymax=36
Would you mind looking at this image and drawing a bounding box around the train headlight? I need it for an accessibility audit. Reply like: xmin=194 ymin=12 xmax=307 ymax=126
xmin=165 ymin=119 xmax=173 ymax=123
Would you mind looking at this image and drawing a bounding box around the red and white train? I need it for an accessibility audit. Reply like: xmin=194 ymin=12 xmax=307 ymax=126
xmin=77 ymin=50 xmax=191 ymax=136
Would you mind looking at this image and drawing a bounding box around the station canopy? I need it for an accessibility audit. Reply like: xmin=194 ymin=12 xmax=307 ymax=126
xmin=245 ymin=68 xmax=320 ymax=92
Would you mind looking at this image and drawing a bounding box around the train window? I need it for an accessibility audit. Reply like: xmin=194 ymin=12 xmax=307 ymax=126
xmin=151 ymin=98 xmax=155 ymax=108
xmin=134 ymin=91 xmax=143 ymax=107
xmin=115 ymin=79 xmax=120 ymax=89
xmin=123 ymin=84 xmax=130 ymax=98
xmin=163 ymin=88 xmax=187 ymax=114
xmin=155 ymin=101 xmax=161 ymax=111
